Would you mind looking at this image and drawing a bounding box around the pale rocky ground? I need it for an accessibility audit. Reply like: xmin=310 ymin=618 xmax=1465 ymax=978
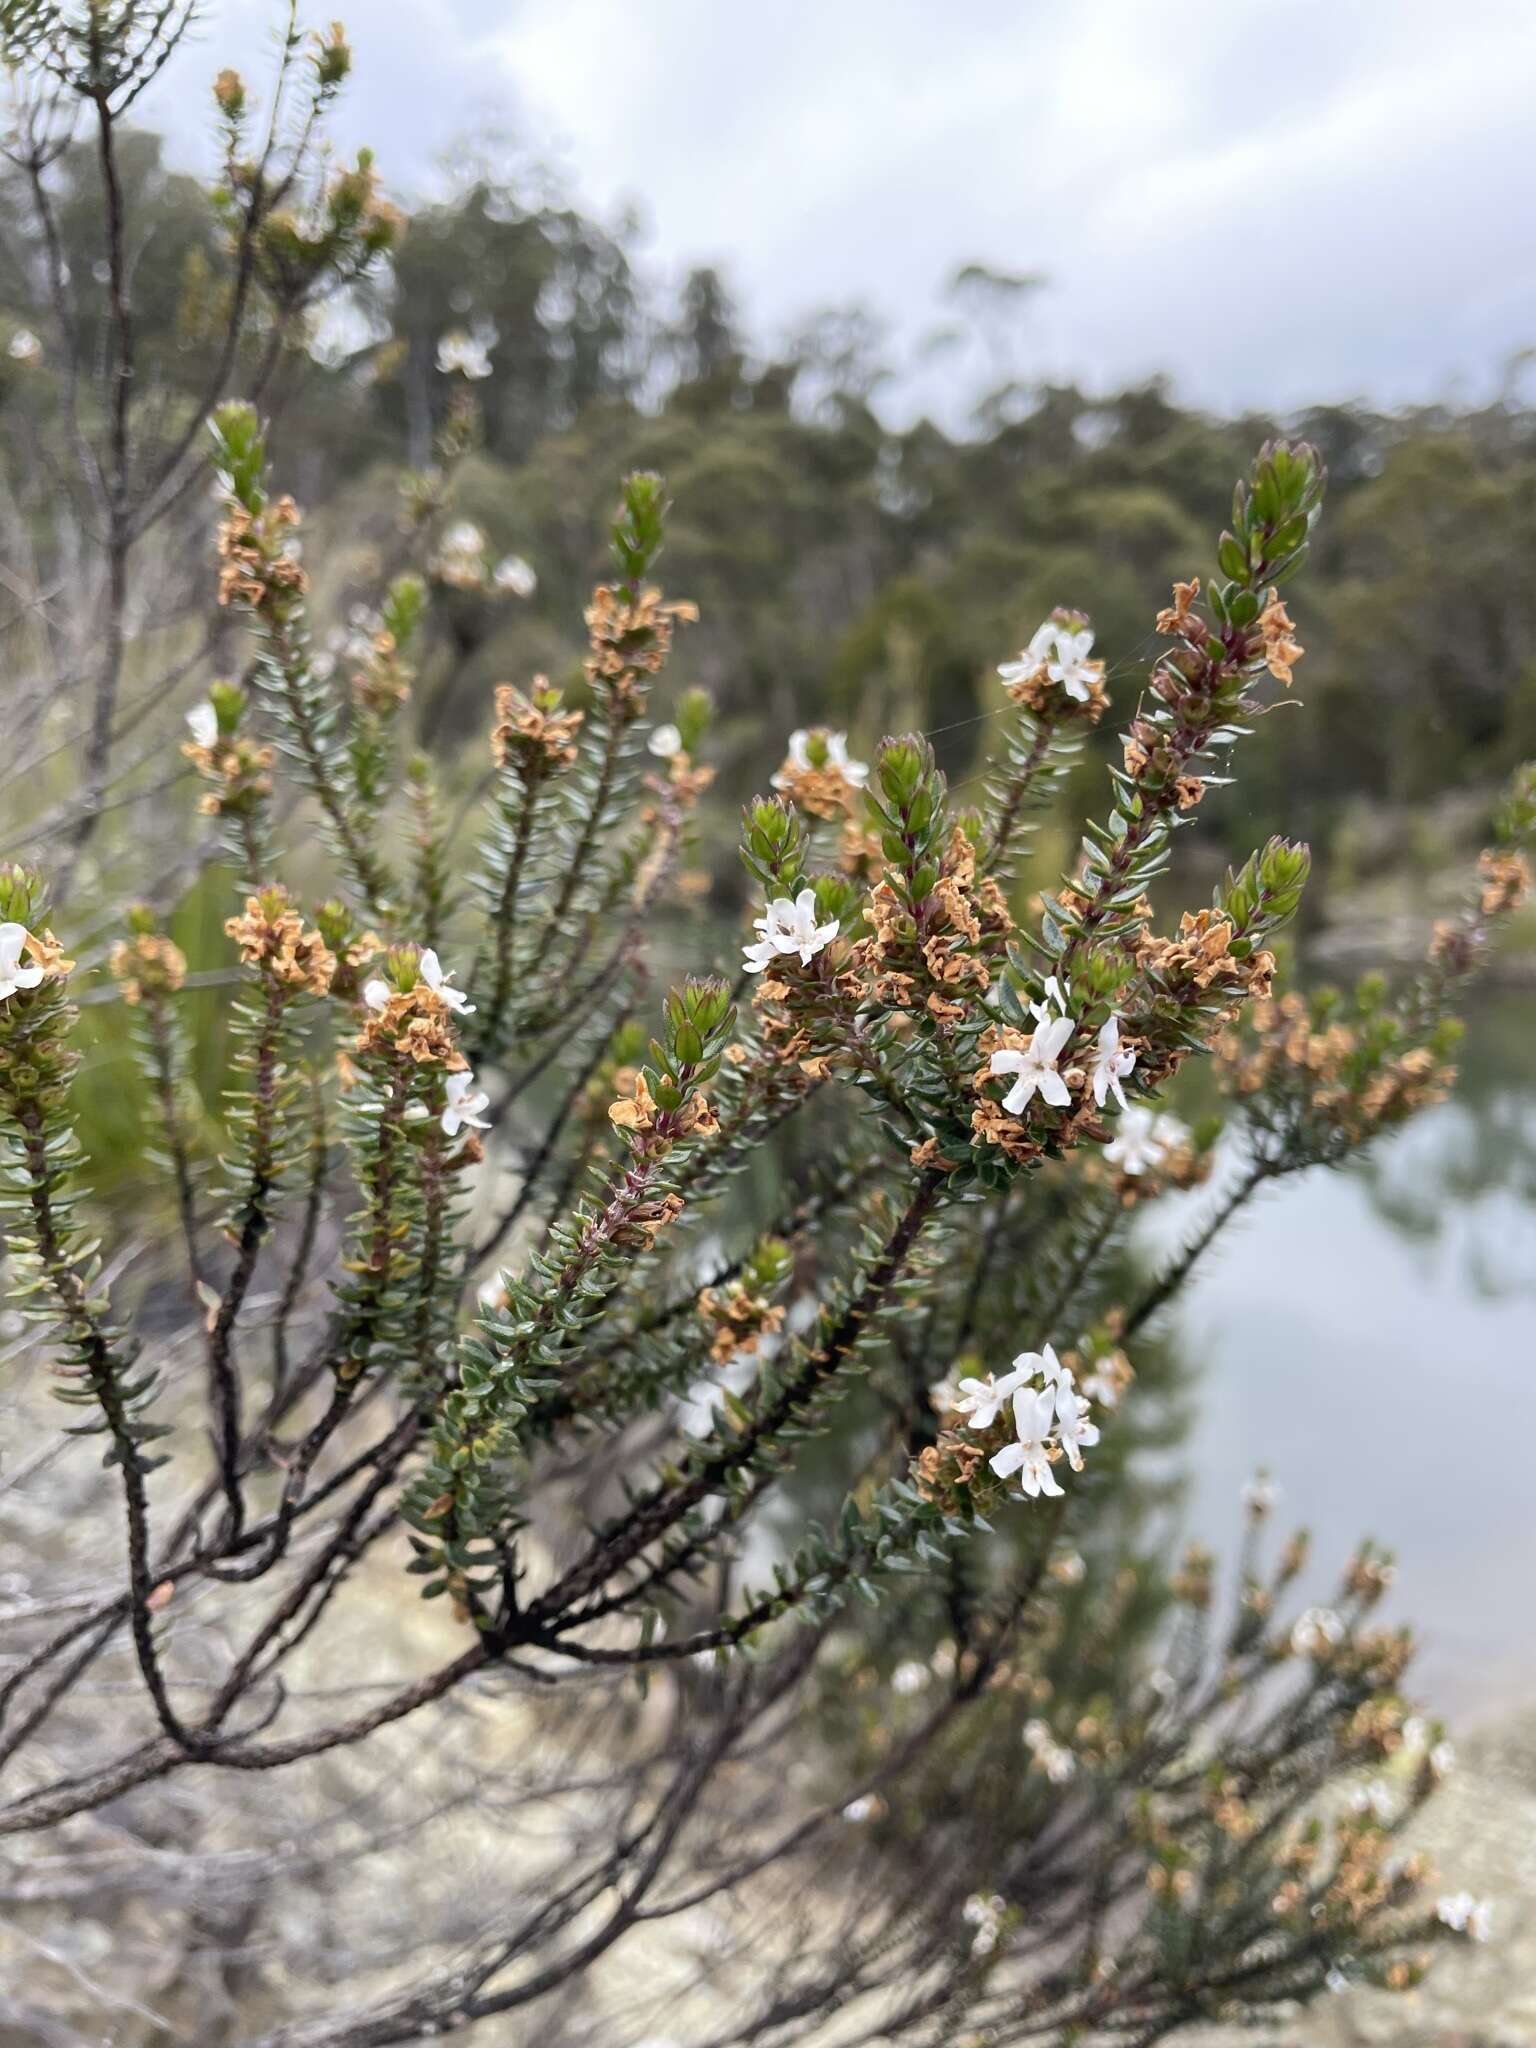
xmin=7 ymin=1697 xmax=1534 ymax=2045
xmin=6 ymin=1363 xmax=1535 ymax=2046
xmin=1178 ymin=1708 xmax=1536 ymax=2048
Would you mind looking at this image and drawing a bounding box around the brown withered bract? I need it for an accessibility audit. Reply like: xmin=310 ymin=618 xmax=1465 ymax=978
xmin=226 ymin=889 xmax=335 ymax=995
xmin=584 ymin=583 xmax=698 ymax=716
xmin=491 ymin=677 xmax=584 ymax=774
xmin=109 ymin=931 xmax=186 ymax=1006
xmin=1258 ymin=587 xmax=1304 ymax=687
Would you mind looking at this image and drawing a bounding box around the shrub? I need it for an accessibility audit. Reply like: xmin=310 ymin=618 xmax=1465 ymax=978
xmin=1 ymin=403 xmax=1531 ymax=2041
xmin=1 ymin=9 xmax=1532 ymax=2044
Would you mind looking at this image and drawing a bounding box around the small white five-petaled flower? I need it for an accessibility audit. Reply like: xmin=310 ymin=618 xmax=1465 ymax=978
xmin=1348 ymin=1781 xmax=1395 ymax=1823
xmin=742 ymin=890 xmax=839 ymax=973
xmin=365 ymin=948 xmax=474 ymax=1016
xmin=1437 ymin=1892 xmax=1492 ymax=1942
xmin=442 ymin=1070 xmax=491 ymax=1135
xmin=772 ymin=729 xmax=869 ymax=790
xmin=989 ymin=1383 xmax=1064 ymax=1498
xmin=493 ymin=554 xmax=536 ymax=597
xmin=0 ymin=923 xmax=45 ymax=1003
xmin=1242 ymin=1472 xmax=1280 ymax=1515
xmin=953 ymin=1359 xmax=1031 ymax=1429
xmin=1052 ymin=1377 xmax=1100 ymax=1472
xmin=1290 ymin=1606 xmax=1345 ymax=1658
xmin=1088 ymin=1013 xmax=1136 ymax=1110
xmin=417 ymin=948 xmax=473 ymax=1014
xmin=1022 ymin=1718 xmax=1077 ymax=1781
xmin=1103 ymin=1105 xmax=1188 ymax=1176
xmin=439 ymin=519 xmax=486 ymax=561
xmin=1048 ymin=625 xmax=1101 ymax=703
xmin=954 ymin=1343 xmax=1069 ymax=1429
xmin=990 ymin=1014 xmax=1075 ymax=1113
xmin=997 ymin=619 xmax=1058 ymax=690
xmin=1030 ymin=973 xmax=1070 ymax=1022
xmin=186 ymin=700 xmax=219 ymax=749
xmin=435 ymin=329 xmax=493 ymax=379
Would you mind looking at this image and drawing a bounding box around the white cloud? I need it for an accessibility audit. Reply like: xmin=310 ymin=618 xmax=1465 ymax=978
xmin=152 ymin=0 xmax=1536 ymax=423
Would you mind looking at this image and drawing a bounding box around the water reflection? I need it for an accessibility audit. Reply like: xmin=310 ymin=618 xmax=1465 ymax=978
xmin=1153 ymin=990 xmax=1536 ymax=1721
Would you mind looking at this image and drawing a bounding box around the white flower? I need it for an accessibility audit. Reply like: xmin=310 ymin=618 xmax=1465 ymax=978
xmin=1052 ymin=1379 xmax=1100 ymax=1473
xmin=1051 ymin=1548 xmax=1086 ymax=1585
xmin=477 ymin=1276 xmax=508 ymax=1309
xmin=648 ymin=723 xmax=683 ymax=759
xmin=1291 ymin=1606 xmax=1345 ymax=1658
xmin=742 ymin=889 xmax=839 ymax=973
xmin=1242 ymin=1472 xmax=1280 ymax=1515
xmin=1437 ymin=1892 xmax=1492 ymax=1941
xmin=1048 ymin=626 xmax=1101 ymax=703
xmin=1033 ymin=1342 xmax=1069 ymax=1385
xmin=1032 ymin=973 xmax=1071 ymax=1020
xmin=1429 ymin=1739 xmax=1456 ymax=1779
xmin=185 ymin=699 xmax=219 ymax=749
xmin=989 ymin=1383 xmax=1064 ymax=1498
xmin=435 ymin=329 xmax=493 ymax=379
xmin=0 ymin=924 xmax=44 ymax=1003
xmin=441 ymin=520 xmax=486 ymax=559
xmin=891 ymin=1660 xmax=929 ymax=1696
xmin=1023 ymin=1720 xmax=1076 ymax=1780
xmin=1349 ymin=1781 xmax=1394 ymax=1823
xmin=997 ymin=619 xmax=1058 ymax=687
xmin=1103 ymin=1106 xmax=1188 ymax=1176
xmin=1088 ymin=1013 xmax=1136 ymax=1110
xmin=952 ymin=1358 xmax=1033 ymax=1429
xmin=989 ymin=1014 xmax=1075 ymax=1114
xmin=418 ymin=948 xmax=474 ymax=1015
xmin=961 ymin=1892 xmax=1005 ymax=1953
xmin=772 ymin=728 xmax=869 ymax=790
xmin=1079 ymin=1354 xmax=1129 ymax=1409
xmin=367 ymin=950 xmax=474 ymax=1016
xmin=442 ymin=1070 xmax=491 ymax=1136
xmin=1039 ymin=1740 xmax=1077 ymax=1783
xmin=493 ymin=554 xmax=536 ymax=597
xmin=6 ymin=328 xmax=41 ymax=365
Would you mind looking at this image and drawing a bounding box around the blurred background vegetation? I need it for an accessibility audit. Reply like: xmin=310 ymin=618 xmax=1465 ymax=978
xmin=1 ymin=106 xmax=1532 ymax=1746
xmin=5 ymin=128 xmax=1536 ymax=929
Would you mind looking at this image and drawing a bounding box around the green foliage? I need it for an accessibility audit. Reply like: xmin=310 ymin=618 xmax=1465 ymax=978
xmin=0 ymin=16 xmax=1527 ymax=2038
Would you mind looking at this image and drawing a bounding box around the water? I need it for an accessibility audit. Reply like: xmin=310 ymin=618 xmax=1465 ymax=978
xmin=1157 ymin=989 xmax=1536 ymax=1722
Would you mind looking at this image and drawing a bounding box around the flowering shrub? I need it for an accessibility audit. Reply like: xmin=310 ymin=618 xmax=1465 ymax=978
xmin=1 ymin=375 xmax=1530 ymax=2042
xmin=3 ymin=9 xmax=1534 ymax=2041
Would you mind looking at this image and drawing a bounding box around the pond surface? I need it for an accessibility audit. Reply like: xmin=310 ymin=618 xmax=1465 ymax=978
xmin=1156 ymin=988 xmax=1536 ymax=1722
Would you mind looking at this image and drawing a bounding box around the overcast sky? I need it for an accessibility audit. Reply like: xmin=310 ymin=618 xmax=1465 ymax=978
xmin=148 ymin=0 xmax=1536 ymax=427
